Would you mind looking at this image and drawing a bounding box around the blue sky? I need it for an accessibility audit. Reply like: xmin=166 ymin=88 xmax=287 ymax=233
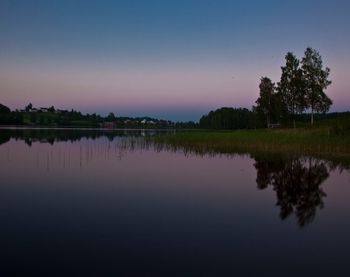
xmin=1 ymin=0 xmax=349 ymax=121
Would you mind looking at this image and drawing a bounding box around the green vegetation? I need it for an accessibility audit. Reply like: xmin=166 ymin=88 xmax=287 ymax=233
xmin=154 ymin=119 xmax=350 ymax=160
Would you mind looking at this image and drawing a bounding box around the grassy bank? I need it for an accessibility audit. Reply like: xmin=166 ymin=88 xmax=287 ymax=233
xmin=153 ymin=127 xmax=350 ymax=158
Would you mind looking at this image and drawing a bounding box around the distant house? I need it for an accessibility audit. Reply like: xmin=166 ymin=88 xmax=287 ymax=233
xmin=99 ymin=122 xmax=116 ymax=129
xmin=140 ymin=119 xmax=156 ymax=124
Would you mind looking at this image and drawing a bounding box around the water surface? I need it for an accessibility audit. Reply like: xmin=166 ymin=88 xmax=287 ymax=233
xmin=1 ymin=129 xmax=350 ymax=276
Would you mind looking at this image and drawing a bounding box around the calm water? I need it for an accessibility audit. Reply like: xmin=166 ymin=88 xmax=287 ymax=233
xmin=1 ymin=129 xmax=350 ymax=276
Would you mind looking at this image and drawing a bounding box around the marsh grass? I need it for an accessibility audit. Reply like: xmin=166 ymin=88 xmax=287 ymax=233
xmin=152 ymin=127 xmax=350 ymax=159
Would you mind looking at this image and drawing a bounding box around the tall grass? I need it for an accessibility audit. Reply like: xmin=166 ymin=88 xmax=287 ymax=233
xmin=152 ymin=127 xmax=350 ymax=158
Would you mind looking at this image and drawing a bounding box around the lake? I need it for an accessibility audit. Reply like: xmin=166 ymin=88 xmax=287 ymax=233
xmin=1 ymin=129 xmax=350 ymax=276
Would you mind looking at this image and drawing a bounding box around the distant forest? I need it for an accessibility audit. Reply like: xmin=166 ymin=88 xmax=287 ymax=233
xmin=0 ymin=103 xmax=196 ymax=129
xmin=199 ymin=107 xmax=350 ymax=130
xmin=1 ymin=102 xmax=349 ymax=130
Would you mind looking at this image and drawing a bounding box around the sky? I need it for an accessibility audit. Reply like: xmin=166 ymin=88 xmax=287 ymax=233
xmin=1 ymin=0 xmax=350 ymax=121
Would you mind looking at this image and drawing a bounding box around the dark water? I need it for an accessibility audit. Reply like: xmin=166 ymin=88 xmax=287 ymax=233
xmin=1 ymin=129 xmax=350 ymax=276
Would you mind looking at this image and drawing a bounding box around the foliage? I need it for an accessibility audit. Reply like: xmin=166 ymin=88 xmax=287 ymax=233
xmin=301 ymin=47 xmax=332 ymax=124
xmin=277 ymin=52 xmax=305 ymax=127
xmin=0 ymin=103 xmax=11 ymax=114
xmin=199 ymin=107 xmax=256 ymax=129
xmin=25 ymin=103 xmax=33 ymax=112
xmin=255 ymin=77 xmax=281 ymax=127
xmin=253 ymin=47 xmax=332 ymax=127
xmin=0 ymin=103 xmax=15 ymax=125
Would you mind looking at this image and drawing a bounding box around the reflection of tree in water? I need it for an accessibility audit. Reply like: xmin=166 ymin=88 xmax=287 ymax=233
xmin=0 ymin=128 xmax=168 ymax=147
xmin=254 ymin=155 xmax=329 ymax=227
xmin=1 ymin=128 xmax=347 ymax=227
xmin=0 ymin=134 xmax=10 ymax=146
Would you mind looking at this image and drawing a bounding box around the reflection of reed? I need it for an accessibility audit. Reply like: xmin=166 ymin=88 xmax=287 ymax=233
xmin=0 ymin=128 xmax=169 ymax=147
xmin=20 ymin=136 xmax=149 ymax=171
xmin=46 ymin=152 xmax=50 ymax=172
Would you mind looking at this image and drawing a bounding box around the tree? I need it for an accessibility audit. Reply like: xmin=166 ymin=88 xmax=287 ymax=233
xmin=0 ymin=103 xmax=13 ymax=125
xmin=256 ymin=77 xmax=277 ymax=127
xmin=0 ymin=103 xmax=11 ymax=114
xmin=48 ymin=106 xmax=55 ymax=113
xmin=278 ymin=52 xmax=305 ymax=128
xmin=301 ymin=47 xmax=332 ymax=125
xmin=25 ymin=103 xmax=33 ymax=112
xmin=107 ymin=112 xmax=116 ymax=121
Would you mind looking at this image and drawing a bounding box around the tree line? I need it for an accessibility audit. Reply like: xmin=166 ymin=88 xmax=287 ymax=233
xmin=0 ymin=103 xmax=198 ymax=128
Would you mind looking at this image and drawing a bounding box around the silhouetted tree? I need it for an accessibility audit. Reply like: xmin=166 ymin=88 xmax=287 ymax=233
xmin=301 ymin=47 xmax=332 ymax=125
xmin=0 ymin=103 xmax=11 ymax=114
xmin=278 ymin=52 xmax=305 ymax=128
xmin=25 ymin=103 xmax=33 ymax=112
xmin=255 ymin=77 xmax=278 ymax=127
xmin=48 ymin=106 xmax=55 ymax=113
xmin=107 ymin=112 xmax=116 ymax=121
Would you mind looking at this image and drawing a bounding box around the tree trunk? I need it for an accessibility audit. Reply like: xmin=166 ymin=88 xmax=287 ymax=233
xmin=267 ymin=114 xmax=270 ymax=128
xmin=293 ymin=119 xmax=296 ymax=129
xmin=311 ymin=109 xmax=314 ymax=125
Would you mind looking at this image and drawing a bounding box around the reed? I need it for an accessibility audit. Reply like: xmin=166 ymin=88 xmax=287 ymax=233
xmin=152 ymin=127 xmax=350 ymax=158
